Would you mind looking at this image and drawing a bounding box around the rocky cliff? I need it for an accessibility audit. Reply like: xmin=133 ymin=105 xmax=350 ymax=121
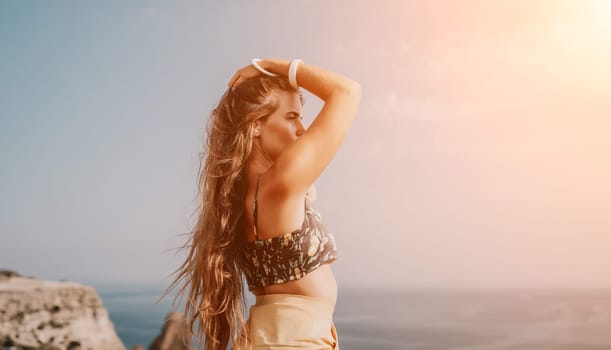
xmin=148 ymin=311 xmax=193 ymax=350
xmin=0 ymin=272 xmax=125 ymax=350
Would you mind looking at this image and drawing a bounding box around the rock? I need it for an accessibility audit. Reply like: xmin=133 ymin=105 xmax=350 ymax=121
xmin=0 ymin=274 xmax=126 ymax=350
xmin=148 ymin=311 xmax=192 ymax=350
xmin=0 ymin=270 xmax=22 ymax=283
xmin=0 ymin=270 xmax=21 ymax=278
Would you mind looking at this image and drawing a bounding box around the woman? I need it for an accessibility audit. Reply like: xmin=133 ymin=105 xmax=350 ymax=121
xmin=165 ymin=57 xmax=361 ymax=350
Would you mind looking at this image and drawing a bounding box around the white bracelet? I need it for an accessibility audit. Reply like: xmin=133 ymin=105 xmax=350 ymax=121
xmin=251 ymin=58 xmax=278 ymax=77
xmin=288 ymin=59 xmax=303 ymax=89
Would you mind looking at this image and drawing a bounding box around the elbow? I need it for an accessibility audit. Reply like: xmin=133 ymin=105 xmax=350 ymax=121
xmin=337 ymin=81 xmax=362 ymax=100
xmin=324 ymin=80 xmax=362 ymax=102
xmin=347 ymin=81 xmax=362 ymax=108
xmin=347 ymin=81 xmax=361 ymax=97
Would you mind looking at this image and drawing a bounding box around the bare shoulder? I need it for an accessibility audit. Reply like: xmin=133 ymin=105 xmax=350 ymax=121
xmin=254 ymin=171 xmax=310 ymax=239
xmin=261 ymin=165 xmax=315 ymax=199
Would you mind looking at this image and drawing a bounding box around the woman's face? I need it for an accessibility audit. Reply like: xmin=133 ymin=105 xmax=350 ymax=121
xmin=256 ymin=90 xmax=305 ymax=161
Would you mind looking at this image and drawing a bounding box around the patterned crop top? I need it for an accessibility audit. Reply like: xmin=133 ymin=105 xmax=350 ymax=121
xmin=239 ymin=176 xmax=337 ymax=292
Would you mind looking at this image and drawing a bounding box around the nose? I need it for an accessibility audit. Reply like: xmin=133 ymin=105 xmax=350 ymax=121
xmin=296 ymin=120 xmax=306 ymax=136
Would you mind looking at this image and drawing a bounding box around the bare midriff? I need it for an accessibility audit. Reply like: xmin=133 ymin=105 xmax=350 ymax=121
xmin=250 ymin=263 xmax=337 ymax=306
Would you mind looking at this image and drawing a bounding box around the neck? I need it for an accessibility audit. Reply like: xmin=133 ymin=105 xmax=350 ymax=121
xmin=247 ymin=140 xmax=274 ymax=180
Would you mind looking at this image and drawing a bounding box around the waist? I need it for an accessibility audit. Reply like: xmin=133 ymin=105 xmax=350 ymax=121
xmin=254 ymin=293 xmax=336 ymax=318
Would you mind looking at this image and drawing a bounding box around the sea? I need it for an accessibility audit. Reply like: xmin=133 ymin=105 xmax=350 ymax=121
xmin=97 ymin=286 xmax=611 ymax=350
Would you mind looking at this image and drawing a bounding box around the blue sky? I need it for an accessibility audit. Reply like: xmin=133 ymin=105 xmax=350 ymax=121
xmin=2 ymin=0 xmax=611 ymax=289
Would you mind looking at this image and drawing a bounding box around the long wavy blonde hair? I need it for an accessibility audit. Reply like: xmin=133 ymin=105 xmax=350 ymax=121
xmin=161 ymin=75 xmax=304 ymax=350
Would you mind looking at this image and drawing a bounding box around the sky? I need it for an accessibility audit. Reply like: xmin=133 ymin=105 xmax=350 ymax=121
xmin=1 ymin=0 xmax=610 ymax=290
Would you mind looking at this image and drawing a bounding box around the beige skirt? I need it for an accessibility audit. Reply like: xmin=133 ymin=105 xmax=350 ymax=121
xmin=233 ymin=293 xmax=339 ymax=350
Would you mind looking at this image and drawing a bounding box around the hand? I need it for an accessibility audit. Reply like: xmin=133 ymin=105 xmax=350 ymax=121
xmin=227 ymin=62 xmax=265 ymax=91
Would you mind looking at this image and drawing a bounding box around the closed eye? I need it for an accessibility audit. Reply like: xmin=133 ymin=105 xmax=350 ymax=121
xmin=286 ymin=112 xmax=302 ymax=120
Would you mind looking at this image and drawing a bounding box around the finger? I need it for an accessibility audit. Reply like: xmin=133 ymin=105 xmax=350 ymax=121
xmin=232 ymin=77 xmax=242 ymax=90
xmin=229 ymin=76 xmax=240 ymax=89
xmin=228 ymin=70 xmax=241 ymax=88
xmin=228 ymin=74 xmax=237 ymax=89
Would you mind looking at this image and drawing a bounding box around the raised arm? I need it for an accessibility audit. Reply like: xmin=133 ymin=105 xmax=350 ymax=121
xmin=262 ymin=58 xmax=362 ymax=196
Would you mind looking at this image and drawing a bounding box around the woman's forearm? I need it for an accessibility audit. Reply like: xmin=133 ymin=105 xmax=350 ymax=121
xmin=261 ymin=58 xmax=360 ymax=101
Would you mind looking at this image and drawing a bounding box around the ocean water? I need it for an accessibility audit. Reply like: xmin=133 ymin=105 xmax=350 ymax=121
xmin=97 ymin=285 xmax=175 ymax=349
xmin=98 ymin=286 xmax=611 ymax=350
